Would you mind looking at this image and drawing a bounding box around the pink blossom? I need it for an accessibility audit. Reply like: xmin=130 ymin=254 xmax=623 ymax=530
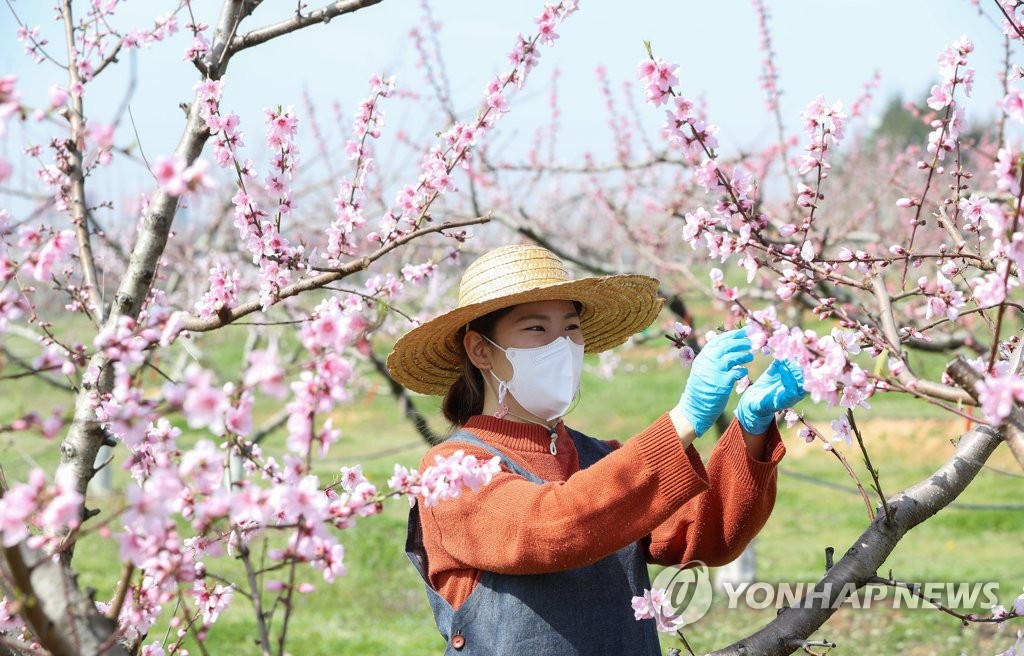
xmin=631 ymin=587 xmax=683 ymax=633
xmin=0 ymin=469 xmax=46 ymax=547
xmin=1001 ymin=88 xmax=1024 ymax=123
xmin=994 ymin=147 xmax=1022 ymax=197
xmin=693 ymin=159 xmax=721 ymax=193
xmin=0 ymin=596 xmax=24 ymax=631
xmin=927 ymin=83 xmax=953 ymax=110
xmin=389 ymin=464 xmax=422 ymax=503
xmin=140 ymin=642 xmax=165 ymax=656
xmin=182 ymin=365 xmax=228 ymax=433
xmin=419 ymin=451 xmax=502 ymax=508
xmin=830 ymin=415 xmax=853 ymax=447
xmin=31 ymin=229 xmax=75 ymax=282
xmin=264 ymin=105 xmax=298 ymax=146
xmin=269 ymin=474 xmax=327 ymax=524
xmin=152 ymin=156 xmax=186 ymax=195
xmin=37 ymin=469 xmax=82 ymax=535
xmin=682 ymin=207 xmax=718 ymax=248
xmin=183 ymin=33 xmax=210 ymax=62
xmin=225 ymin=391 xmax=253 ymax=437
xmin=192 ymin=580 xmax=234 ymax=625
xmin=313 ymin=542 xmax=347 ymax=582
xmin=244 ymin=345 xmax=288 ymax=398
xmin=1007 ymin=233 xmax=1024 ymax=272
xmin=923 ymin=270 xmax=965 ymax=321
xmin=401 ymin=261 xmax=438 ymax=284
xmin=636 ymin=57 xmax=678 ymax=106
xmin=975 ymin=371 xmax=1024 ymax=423
xmin=971 ymin=264 xmax=1020 ymax=306
xmin=958 ymin=195 xmax=1006 ymax=234
xmin=48 ymin=84 xmax=68 ymax=109
xmin=339 ymin=465 xmax=368 ymax=493
xmin=87 ymin=120 xmax=115 ymax=151
xmin=194 ymin=264 xmax=240 ymax=318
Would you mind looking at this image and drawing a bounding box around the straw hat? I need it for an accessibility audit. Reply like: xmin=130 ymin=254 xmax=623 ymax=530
xmin=386 ymin=244 xmax=663 ymax=395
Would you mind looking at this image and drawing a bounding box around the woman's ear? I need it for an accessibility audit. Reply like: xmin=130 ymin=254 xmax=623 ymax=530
xmin=464 ymin=330 xmax=493 ymax=371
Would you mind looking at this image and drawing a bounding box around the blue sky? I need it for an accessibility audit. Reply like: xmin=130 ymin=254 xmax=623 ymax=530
xmin=0 ymin=1 xmax=1014 ymax=195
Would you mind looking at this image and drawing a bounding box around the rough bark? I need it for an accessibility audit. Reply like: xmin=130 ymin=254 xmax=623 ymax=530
xmin=708 ymin=423 xmax=1003 ymax=656
xmin=2 ymin=543 xmax=130 ymax=656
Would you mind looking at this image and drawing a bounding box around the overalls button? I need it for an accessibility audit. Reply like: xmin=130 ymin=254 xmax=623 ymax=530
xmin=451 ymin=633 xmax=466 ymax=650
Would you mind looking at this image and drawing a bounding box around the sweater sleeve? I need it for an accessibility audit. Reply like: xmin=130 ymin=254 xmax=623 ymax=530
xmin=646 ymin=416 xmax=786 ymax=567
xmin=419 ymin=414 xmax=709 ymax=577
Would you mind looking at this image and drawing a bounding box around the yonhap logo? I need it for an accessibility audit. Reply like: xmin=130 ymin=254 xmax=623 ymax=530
xmin=650 ymin=561 xmax=714 ymax=626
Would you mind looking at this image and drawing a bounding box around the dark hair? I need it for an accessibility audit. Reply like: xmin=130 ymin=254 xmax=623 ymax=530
xmin=441 ymin=306 xmax=513 ymax=427
xmin=440 ymin=300 xmax=583 ymax=427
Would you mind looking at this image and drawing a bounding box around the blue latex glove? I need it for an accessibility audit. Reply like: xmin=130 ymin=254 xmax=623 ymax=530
xmin=677 ymin=328 xmax=753 ymax=437
xmin=736 ymin=359 xmax=807 ymax=434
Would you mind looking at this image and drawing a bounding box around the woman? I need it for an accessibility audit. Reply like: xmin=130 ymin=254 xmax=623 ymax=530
xmin=386 ymin=244 xmax=805 ymax=655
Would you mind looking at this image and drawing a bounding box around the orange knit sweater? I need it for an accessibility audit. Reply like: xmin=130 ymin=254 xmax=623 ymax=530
xmin=416 ymin=413 xmax=786 ymax=610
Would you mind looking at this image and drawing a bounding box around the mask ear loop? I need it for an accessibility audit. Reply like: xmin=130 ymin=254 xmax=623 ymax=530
xmin=486 ymin=369 xmax=511 ymax=419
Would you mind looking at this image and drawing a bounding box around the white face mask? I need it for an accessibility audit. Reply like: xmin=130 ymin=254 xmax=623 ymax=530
xmin=484 ymin=335 xmax=585 ymax=422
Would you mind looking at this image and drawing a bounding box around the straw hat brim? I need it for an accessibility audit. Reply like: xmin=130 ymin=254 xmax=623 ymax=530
xmin=387 ymin=274 xmax=664 ymax=395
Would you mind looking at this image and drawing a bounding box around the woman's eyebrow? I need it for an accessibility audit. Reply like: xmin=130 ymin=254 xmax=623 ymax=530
xmin=513 ymin=312 xmax=580 ymax=323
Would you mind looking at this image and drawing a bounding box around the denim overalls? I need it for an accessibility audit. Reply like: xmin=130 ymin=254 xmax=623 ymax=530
xmin=406 ymin=428 xmax=661 ymax=655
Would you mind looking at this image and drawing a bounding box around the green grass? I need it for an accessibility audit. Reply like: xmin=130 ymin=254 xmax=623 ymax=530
xmin=2 ymin=323 xmax=1023 ymax=654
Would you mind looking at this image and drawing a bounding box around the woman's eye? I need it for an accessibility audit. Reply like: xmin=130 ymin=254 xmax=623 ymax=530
xmin=566 ymin=324 xmax=581 ymax=332
xmin=525 ymin=325 xmax=545 ymax=332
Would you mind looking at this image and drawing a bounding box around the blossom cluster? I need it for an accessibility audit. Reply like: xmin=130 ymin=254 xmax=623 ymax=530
xmin=639 ymin=51 xmax=773 ymax=284
xmin=326 ymin=74 xmax=396 ymax=263
xmin=797 ymin=95 xmax=846 ymax=177
xmin=192 ymin=78 xmax=307 ymax=309
xmin=746 ymin=307 xmax=874 ymax=410
xmin=390 ymin=451 xmax=503 ymax=508
xmin=922 ymin=36 xmax=973 ymax=167
xmin=631 ymin=587 xmax=683 ymax=633
xmin=996 ymin=1 xmax=1024 ymax=42
xmin=975 ymin=366 xmax=1024 ymax=424
xmin=0 ymin=468 xmax=82 ymax=550
xmin=329 ymin=1 xmax=578 ymax=262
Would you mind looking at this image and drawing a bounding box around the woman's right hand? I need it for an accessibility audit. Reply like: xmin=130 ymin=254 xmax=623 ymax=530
xmin=675 ymin=327 xmax=753 ymax=437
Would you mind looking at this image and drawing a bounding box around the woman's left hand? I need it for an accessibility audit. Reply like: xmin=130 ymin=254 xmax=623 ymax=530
xmin=735 ymin=359 xmax=807 ymax=435
xmin=676 ymin=327 xmax=753 ymax=437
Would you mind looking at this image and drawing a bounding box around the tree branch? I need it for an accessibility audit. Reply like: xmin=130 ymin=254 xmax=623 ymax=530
xmin=2 ymin=542 xmax=130 ymax=656
xmin=180 ymin=216 xmax=488 ymax=333
xmin=228 ymin=0 xmax=385 ymax=55
xmin=871 ymin=275 xmax=973 ymax=404
xmin=60 ymin=0 xmax=105 ymax=326
xmin=708 ymin=423 xmax=1003 ymax=656
xmin=53 ymin=0 xmax=245 ymax=556
xmin=946 ymin=355 xmax=1024 ymax=471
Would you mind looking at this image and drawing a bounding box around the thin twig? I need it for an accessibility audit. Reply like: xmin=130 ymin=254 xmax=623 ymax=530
xmin=105 ymin=563 xmax=135 ymax=621
xmin=238 ymin=537 xmax=273 ymax=656
xmin=848 ymin=409 xmax=891 ymax=524
xmin=868 ymin=575 xmax=1013 ymax=624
